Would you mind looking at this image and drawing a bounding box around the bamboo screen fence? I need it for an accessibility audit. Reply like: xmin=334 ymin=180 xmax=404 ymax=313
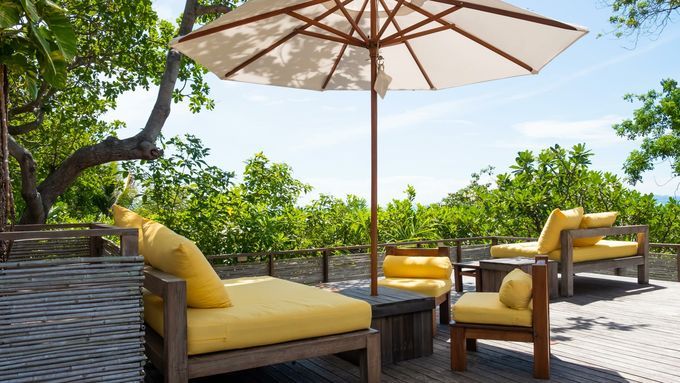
xmin=0 ymin=224 xmax=144 ymax=383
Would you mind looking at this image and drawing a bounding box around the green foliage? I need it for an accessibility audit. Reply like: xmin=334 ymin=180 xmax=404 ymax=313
xmin=380 ymin=186 xmax=437 ymax=242
xmin=614 ymin=79 xmax=680 ymax=184
xmin=122 ymin=135 xmax=234 ymax=255
xmin=604 ymin=0 xmax=680 ymax=38
xmin=41 ymin=132 xmax=680 ymax=253
xmin=0 ymin=0 xmax=77 ymax=89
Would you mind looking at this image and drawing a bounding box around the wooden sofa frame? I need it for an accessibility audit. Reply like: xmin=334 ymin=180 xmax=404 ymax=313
xmin=451 ymin=256 xmax=551 ymax=379
xmin=384 ymin=245 xmax=452 ymax=327
xmin=143 ymin=267 xmax=381 ymax=383
xmin=559 ymin=225 xmax=649 ymax=297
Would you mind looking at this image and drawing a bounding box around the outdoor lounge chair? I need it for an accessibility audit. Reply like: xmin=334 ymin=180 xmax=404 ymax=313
xmin=113 ymin=205 xmax=380 ymax=382
xmin=378 ymin=246 xmax=453 ymax=331
xmin=450 ymin=256 xmax=551 ymax=379
xmin=490 ymin=209 xmax=649 ymax=296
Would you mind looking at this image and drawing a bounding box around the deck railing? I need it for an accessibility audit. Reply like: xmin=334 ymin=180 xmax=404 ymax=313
xmin=207 ymin=236 xmax=680 ymax=283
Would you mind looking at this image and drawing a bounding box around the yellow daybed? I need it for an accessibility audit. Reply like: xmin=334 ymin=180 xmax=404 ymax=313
xmin=113 ymin=205 xmax=379 ymax=383
xmin=490 ymin=208 xmax=649 ymax=297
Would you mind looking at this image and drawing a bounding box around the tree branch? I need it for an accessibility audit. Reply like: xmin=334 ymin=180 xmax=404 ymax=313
xmin=33 ymin=0 xmax=202 ymax=220
xmin=8 ymin=82 xmax=51 ymax=118
xmin=196 ymin=4 xmax=233 ymax=16
xmin=9 ymin=110 xmax=44 ymax=135
xmin=8 ymin=136 xmax=45 ymax=223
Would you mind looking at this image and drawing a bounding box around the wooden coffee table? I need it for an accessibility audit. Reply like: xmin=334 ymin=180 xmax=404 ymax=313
xmin=338 ymin=286 xmax=435 ymax=364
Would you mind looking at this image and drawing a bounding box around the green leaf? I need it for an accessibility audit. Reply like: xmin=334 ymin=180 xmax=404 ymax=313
xmin=40 ymin=48 xmax=67 ymax=87
xmin=19 ymin=0 xmax=39 ymax=23
xmin=41 ymin=1 xmax=77 ymax=61
xmin=0 ymin=1 xmax=21 ymax=28
xmin=29 ymin=24 xmax=57 ymax=84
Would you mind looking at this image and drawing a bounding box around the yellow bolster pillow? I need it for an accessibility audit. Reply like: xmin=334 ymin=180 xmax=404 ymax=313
xmin=142 ymin=220 xmax=232 ymax=309
xmin=383 ymin=255 xmax=452 ymax=280
xmin=573 ymin=212 xmax=619 ymax=247
xmin=498 ymin=268 xmax=533 ymax=310
xmin=112 ymin=204 xmax=147 ymax=255
xmin=537 ymin=207 xmax=584 ymax=253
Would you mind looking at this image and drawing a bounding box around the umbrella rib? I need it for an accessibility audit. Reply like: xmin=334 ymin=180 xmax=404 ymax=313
xmin=400 ymin=1 xmax=535 ymax=73
xmin=376 ymin=0 xmax=406 ymax=39
xmin=287 ymin=11 xmax=365 ymax=47
xmin=377 ymin=0 xmax=435 ymax=89
xmin=322 ymin=0 xmax=370 ymax=90
xmin=224 ymin=0 xmax=357 ymax=79
xmin=333 ymin=0 xmax=370 ymax=43
xmin=177 ymin=0 xmax=329 ymax=43
xmin=297 ymin=30 xmax=364 ymax=46
xmin=380 ymin=5 xmax=462 ymax=43
xmin=430 ymin=0 xmax=580 ymax=31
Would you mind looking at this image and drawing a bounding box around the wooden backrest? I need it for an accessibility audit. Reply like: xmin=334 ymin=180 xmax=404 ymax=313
xmin=384 ymin=246 xmax=451 ymax=257
xmin=531 ymin=256 xmax=550 ymax=332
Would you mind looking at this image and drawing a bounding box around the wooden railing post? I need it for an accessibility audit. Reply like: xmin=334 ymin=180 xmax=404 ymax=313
xmin=676 ymin=248 xmax=680 ymax=282
xmin=322 ymin=249 xmax=330 ymax=283
xmin=491 ymin=237 xmax=498 ymax=247
xmin=456 ymin=240 xmax=462 ymax=263
xmin=268 ymin=254 xmax=274 ymax=277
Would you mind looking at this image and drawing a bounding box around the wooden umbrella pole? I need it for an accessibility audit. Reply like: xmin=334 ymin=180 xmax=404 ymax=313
xmin=369 ymin=0 xmax=378 ymax=296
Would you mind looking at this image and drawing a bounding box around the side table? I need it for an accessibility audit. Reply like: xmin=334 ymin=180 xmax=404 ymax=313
xmin=452 ymin=261 xmax=482 ymax=293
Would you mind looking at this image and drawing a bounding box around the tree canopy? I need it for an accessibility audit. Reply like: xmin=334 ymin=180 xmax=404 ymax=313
xmin=605 ymin=0 xmax=680 ymax=38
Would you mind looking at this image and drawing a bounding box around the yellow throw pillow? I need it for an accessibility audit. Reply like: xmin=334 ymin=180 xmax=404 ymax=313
xmin=498 ymin=268 xmax=533 ymax=310
xmin=382 ymin=255 xmax=453 ymax=279
xmin=573 ymin=212 xmax=619 ymax=247
xmin=142 ymin=220 xmax=231 ymax=309
xmin=537 ymin=207 xmax=584 ymax=253
xmin=112 ymin=204 xmax=147 ymax=254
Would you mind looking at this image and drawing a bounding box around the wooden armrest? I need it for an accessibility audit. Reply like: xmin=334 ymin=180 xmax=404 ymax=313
xmin=144 ymin=266 xmax=186 ymax=297
xmin=563 ymin=225 xmax=648 ymax=240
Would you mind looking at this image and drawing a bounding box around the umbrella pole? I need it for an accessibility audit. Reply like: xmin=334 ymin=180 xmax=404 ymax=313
xmin=369 ymin=0 xmax=378 ymax=296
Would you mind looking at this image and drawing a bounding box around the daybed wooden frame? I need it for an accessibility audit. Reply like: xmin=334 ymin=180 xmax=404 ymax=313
xmin=559 ymin=225 xmax=649 ymax=297
xmin=384 ymin=246 xmax=452 ymax=327
xmin=143 ymin=267 xmax=381 ymax=383
xmin=450 ymin=256 xmax=551 ymax=379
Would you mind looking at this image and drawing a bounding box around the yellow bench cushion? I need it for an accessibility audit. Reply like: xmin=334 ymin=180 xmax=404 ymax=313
xmin=144 ymin=276 xmax=372 ymax=355
xmin=549 ymin=240 xmax=638 ymax=262
xmin=383 ymin=255 xmax=452 ymax=279
xmin=112 ymin=205 xmax=147 ymax=254
xmin=143 ymin=220 xmax=231 ymax=309
xmin=537 ymin=207 xmax=584 ymax=253
xmin=453 ymin=292 xmax=532 ymax=327
xmin=490 ymin=241 xmax=539 ymax=258
xmin=378 ymin=277 xmax=452 ymax=297
xmin=573 ymin=212 xmax=619 ymax=247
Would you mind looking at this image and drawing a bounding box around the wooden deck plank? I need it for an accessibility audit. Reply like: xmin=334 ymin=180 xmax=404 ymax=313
xmin=146 ymin=273 xmax=680 ymax=382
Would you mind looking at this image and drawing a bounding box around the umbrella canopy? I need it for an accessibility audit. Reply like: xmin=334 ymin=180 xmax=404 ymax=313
xmin=171 ymin=0 xmax=587 ymax=295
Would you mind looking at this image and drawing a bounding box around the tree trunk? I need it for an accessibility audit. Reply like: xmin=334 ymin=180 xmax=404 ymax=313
xmin=1 ymin=64 xmax=16 ymax=260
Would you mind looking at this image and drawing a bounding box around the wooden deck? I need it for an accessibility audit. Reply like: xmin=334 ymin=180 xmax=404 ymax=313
xmin=145 ymin=274 xmax=680 ymax=382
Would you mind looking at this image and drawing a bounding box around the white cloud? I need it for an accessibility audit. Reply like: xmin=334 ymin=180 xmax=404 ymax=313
xmin=512 ymin=115 xmax=626 ymax=146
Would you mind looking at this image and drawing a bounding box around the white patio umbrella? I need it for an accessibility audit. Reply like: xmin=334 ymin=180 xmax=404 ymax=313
xmin=171 ymin=0 xmax=587 ymax=295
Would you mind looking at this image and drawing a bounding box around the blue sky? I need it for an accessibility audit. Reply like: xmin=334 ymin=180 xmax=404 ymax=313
xmin=110 ymin=1 xmax=680 ymax=204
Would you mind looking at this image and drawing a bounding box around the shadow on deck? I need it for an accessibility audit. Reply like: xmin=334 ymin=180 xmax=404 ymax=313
xmin=145 ymin=274 xmax=680 ymax=382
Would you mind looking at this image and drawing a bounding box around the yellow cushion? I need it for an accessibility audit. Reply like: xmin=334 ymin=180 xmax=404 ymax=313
xmin=144 ymin=276 xmax=372 ymax=355
xmin=112 ymin=205 xmax=147 ymax=254
xmin=498 ymin=269 xmax=533 ymax=309
xmin=537 ymin=207 xmax=584 ymax=253
xmin=490 ymin=241 xmax=539 ymax=258
xmin=548 ymin=240 xmax=638 ymax=262
xmin=142 ymin=221 xmax=231 ymax=309
xmin=573 ymin=212 xmax=619 ymax=247
xmin=378 ymin=277 xmax=452 ymax=297
xmin=453 ymin=292 xmax=532 ymax=327
xmin=382 ymin=255 xmax=452 ymax=279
